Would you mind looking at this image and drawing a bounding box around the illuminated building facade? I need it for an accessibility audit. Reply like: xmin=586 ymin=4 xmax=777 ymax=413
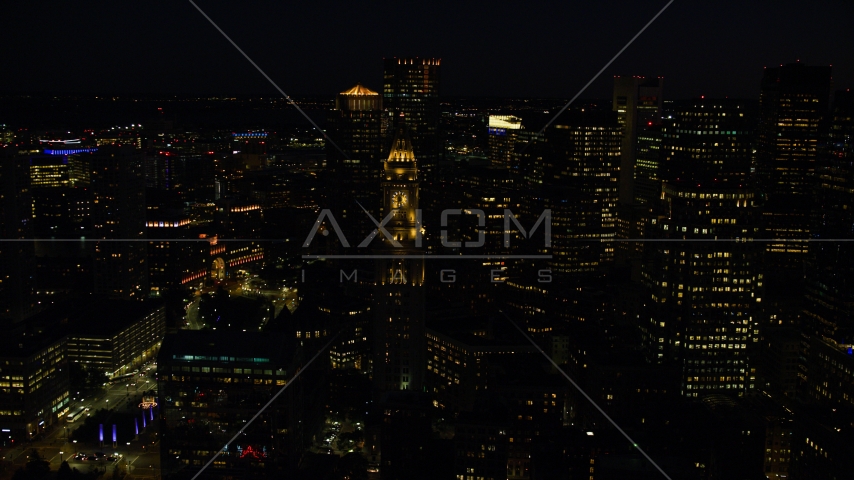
xmin=613 ymin=76 xmax=664 ymax=205
xmin=756 ymin=63 xmax=832 ymax=271
xmin=327 ymin=83 xmax=384 ymax=217
xmin=633 ymin=124 xmax=663 ymax=205
xmin=89 ymin=147 xmax=149 ymax=299
xmin=158 ymin=331 xmax=302 ymax=479
xmin=28 ymin=156 xmax=69 ymax=187
xmin=0 ymin=328 xmax=69 ymax=444
xmin=533 ymin=110 xmax=621 ymax=276
xmin=488 ymin=115 xmax=523 ymax=168
xmin=661 ymin=99 xmax=753 ymax=184
xmin=373 ymin=127 xmax=426 ymax=393
xmin=146 ymin=214 xmax=207 ymax=295
xmin=640 ymin=183 xmax=762 ymax=397
xmin=383 ymin=57 xmax=441 ymax=180
xmin=612 ymin=77 xmax=663 ymax=269
xmin=425 ymin=316 xmax=536 ymax=412
xmin=63 ymin=300 xmax=166 ymax=376
xmin=802 ymin=90 xmax=854 ymax=410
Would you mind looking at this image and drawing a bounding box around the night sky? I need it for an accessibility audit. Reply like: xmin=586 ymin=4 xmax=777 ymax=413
xmin=1 ymin=0 xmax=852 ymax=99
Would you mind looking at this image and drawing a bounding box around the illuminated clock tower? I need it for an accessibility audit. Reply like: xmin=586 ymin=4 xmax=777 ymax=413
xmin=373 ymin=126 xmax=426 ymax=393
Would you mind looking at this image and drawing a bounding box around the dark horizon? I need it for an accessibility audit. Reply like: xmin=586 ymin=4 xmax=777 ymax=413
xmin=1 ymin=1 xmax=852 ymax=99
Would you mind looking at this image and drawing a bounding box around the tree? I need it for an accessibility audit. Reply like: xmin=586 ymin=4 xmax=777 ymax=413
xmin=336 ymin=452 xmax=368 ymax=480
xmin=111 ymin=465 xmax=127 ymax=480
xmin=25 ymin=450 xmax=50 ymax=479
xmin=56 ymin=461 xmax=74 ymax=480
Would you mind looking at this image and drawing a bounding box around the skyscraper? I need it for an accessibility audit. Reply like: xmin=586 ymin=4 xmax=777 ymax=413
xmin=326 ymin=83 xmax=384 ymax=227
xmin=661 ymin=99 xmax=754 ymax=184
xmin=640 ymin=183 xmax=762 ymax=397
xmin=640 ymin=99 xmax=762 ymax=397
xmin=756 ymin=63 xmax=833 ymax=271
xmin=612 ymin=77 xmax=663 ymax=270
xmin=89 ymin=146 xmax=149 ymax=299
xmin=487 ymin=114 xmax=523 ymax=168
xmin=0 ymin=152 xmax=36 ymax=325
xmin=537 ymin=110 xmax=622 ymax=276
xmin=373 ymin=127 xmax=426 ymax=393
xmin=801 ymin=90 xmax=854 ymax=409
xmin=383 ymin=57 xmax=441 ymax=181
xmin=613 ymin=76 xmax=664 ymax=206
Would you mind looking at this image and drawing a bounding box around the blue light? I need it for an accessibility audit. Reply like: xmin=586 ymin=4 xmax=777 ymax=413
xmin=43 ymin=148 xmax=98 ymax=155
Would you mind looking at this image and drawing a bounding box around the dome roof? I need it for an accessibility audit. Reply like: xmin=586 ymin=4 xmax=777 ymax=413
xmin=340 ymin=83 xmax=379 ymax=96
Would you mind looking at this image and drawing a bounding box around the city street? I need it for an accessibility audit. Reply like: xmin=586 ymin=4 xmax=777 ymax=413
xmin=1 ymin=362 xmax=160 ymax=479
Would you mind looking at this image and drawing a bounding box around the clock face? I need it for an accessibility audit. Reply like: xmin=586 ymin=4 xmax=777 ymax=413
xmin=391 ymin=191 xmax=407 ymax=209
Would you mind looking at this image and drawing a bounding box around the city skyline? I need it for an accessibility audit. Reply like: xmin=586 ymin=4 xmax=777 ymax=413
xmin=2 ymin=3 xmax=854 ymax=480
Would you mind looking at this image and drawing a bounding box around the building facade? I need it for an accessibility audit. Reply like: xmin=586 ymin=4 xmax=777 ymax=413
xmin=89 ymin=146 xmax=149 ymax=299
xmin=373 ymin=127 xmax=427 ymax=394
xmin=383 ymin=58 xmax=441 ymax=181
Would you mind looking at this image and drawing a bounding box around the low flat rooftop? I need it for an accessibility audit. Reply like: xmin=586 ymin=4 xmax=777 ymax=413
xmin=158 ymin=330 xmax=296 ymax=367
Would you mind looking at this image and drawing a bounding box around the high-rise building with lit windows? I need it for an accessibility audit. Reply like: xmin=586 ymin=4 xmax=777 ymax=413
xmin=488 ymin=115 xmax=523 ymax=168
xmin=326 ymin=83 xmax=384 ymax=231
xmin=634 ymin=124 xmax=663 ymax=205
xmin=640 ymin=100 xmax=762 ymax=396
xmin=756 ymin=63 xmax=832 ymax=271
xmin=661 ymin=99 xmax=754 ymax=184
xmin=640 ymin=183 xmax=762 ymax=397
xmin=613 ymin=76 xmax=664 ymax=206
xmin=372 ymin=127 xmax=426 ymax=393
xmin=0 ymin=153 xmax=36 ymax=325
xmin=28 ymin=156 xmax=69 ymax=187
xmin=533 ymin=110 xmax=622 ymax=277
xmin=802 ymin=90 xmax=854 ymax=410
xmin=89 ymin=146 xmax=149 ymax=299
xmin=612 ymin=77 xmax=663 ymax=270
xmin=383 ymin=57 xmax=441 ymax=181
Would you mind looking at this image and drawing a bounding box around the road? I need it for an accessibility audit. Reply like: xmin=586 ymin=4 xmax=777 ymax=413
xmin=1 ymin=362 xmax=160 ymax=479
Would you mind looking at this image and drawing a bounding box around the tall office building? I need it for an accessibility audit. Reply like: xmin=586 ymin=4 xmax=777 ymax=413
xmin=801 ymin=90 xmax=854 ymax=409
xmin=634 ymin=124 xmax=663 ymax=206
xmin=661 ymin=99 xmax=754 ymax=184
xmin=89 ymin=146 xmax=149 ymax=299
xmin=326 ymin=83 xmax=384 ymax=228
xmin=488 ymin=115 xmax=523 ymax=168
xmin=373 ymin=127 xmax=426 ymax=393
xmin=383 ymin=57 xmax=441 ymax=181
xmin=640 ymin=99 xmax=762 ymax=397
xmin=640 ymin=183 xmax=762 ymax=397
xmin=144 ymin=153 xmax=215 ymax=205
xmin=756 ymin=63 xmax=832 ymax=271
xmin=0 ymin=153 xmax=36 ymax=325
xmin=536 ymin=110 xmax=622 ymax=276
xmin=612 ymin=77 xmax=663 ymax=270
xmin=613 ymin=76 xmax=664 ymax=206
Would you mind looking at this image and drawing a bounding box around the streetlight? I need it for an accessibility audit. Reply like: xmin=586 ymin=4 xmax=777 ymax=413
xmin=59 ymin=451 xmax=64 ymax=463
